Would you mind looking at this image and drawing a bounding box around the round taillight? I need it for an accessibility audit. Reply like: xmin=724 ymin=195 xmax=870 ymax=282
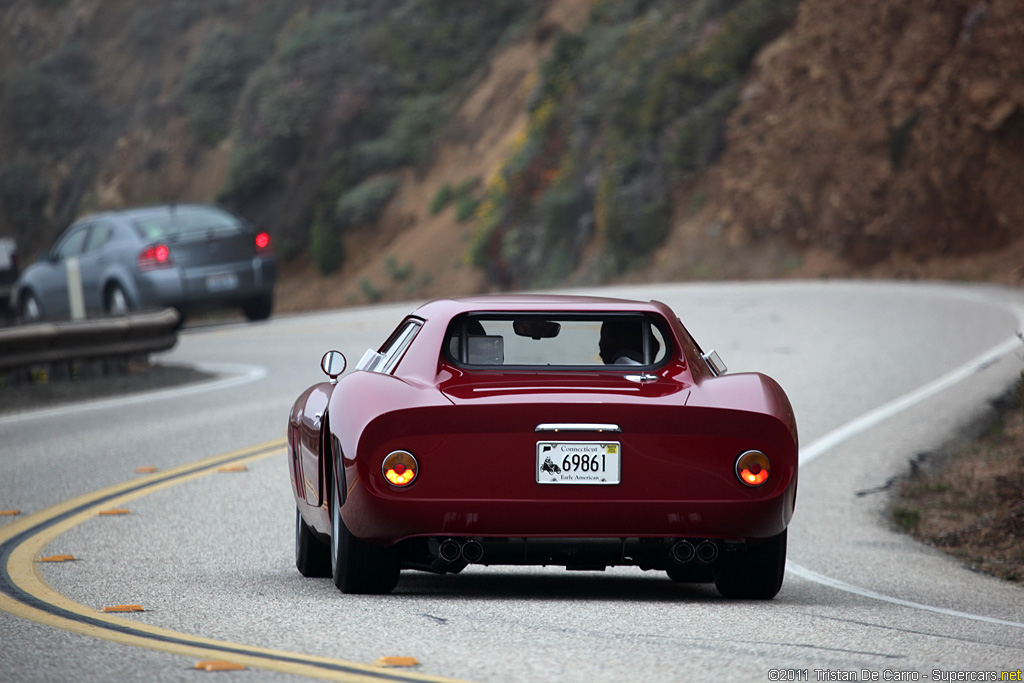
xmin=255 ymin=232 xmax=270 ymax=250
xmin=735 ymin=450 xmax=771 ymax=487
xmin=138 ymin=244 xmax=172 ymax=271
xmin=382 ymin=450 xmax=418 ymax=487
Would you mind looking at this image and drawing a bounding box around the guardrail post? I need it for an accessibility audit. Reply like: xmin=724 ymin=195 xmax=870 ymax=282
xmin=66 ymin=257 xmax=86 ymax=321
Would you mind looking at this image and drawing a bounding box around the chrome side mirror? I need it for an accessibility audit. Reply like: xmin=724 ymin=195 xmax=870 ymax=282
xmin=702 ymin=349 xmax=727 ymax=376
xmin=320 ymin=350 xmax=347 ymax=384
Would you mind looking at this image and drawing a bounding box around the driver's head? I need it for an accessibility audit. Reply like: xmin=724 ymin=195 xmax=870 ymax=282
xmin=599 ymin=319 xmax=644 ymax=364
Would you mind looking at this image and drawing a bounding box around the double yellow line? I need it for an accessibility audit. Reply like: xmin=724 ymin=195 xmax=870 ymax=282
xmin=0 ymin=440 xmax=465 ymax=683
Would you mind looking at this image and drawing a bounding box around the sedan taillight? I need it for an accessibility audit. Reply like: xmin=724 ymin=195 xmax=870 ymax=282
xmin=138 ymin=244 xmax=172 ymax=271
xmin=255 ymin=232 xmax=271 ymax=252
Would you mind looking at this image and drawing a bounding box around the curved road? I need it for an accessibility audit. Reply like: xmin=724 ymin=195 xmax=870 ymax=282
xmin=2 ymin=281 xmax=1023 ymax=682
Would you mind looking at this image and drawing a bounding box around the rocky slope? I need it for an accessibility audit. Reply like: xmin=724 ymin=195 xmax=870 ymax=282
xmin=1 ymin=0 xmax=1022 ymax=312
xmin=665 ymin=0 xmax=1024 ymax=284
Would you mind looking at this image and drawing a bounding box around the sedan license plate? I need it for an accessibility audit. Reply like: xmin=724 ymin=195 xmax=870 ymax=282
xmin=537 ymin=441 xmax=620 ymax=485
xmin=206 ymin=272 xmax=238 ymax=292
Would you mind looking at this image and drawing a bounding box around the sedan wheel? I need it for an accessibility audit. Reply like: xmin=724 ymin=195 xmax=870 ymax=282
xmin=242 ymin=293 xmax=273 ymax=322
xmin=713 ymin=529 xmax=787 ymax=600
xmin=330 ymin=485 xmax=400 ymax=594
xmin=20 ymin=292 xmax=41 ymax=322
xmin=295 ymin=507 xmax=331 ymax=578
xmin=106 ymin=284 xmax=131 ymax=316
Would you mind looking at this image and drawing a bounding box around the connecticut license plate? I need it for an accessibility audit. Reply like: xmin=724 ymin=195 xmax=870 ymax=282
xmin=206 ymin=272 xmax=238 ymax=292
xmin=536 ymin=441 xmax=620 ymax=485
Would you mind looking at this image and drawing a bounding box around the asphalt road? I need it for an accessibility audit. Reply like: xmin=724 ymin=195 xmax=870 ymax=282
xmin=2 ymin=281 xmax=1023 ymax=682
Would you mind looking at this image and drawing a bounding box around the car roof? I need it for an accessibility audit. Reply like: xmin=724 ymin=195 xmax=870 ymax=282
xmin=412 ymin=294 xmax=672 ymax=320
xmin=78 ymin=204 xmax=233 ymax=223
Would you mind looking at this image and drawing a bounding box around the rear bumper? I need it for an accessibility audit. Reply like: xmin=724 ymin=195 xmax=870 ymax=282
xmin=342 ymin=481 xmax=796 ymax=544
xmin=137 ymin=256 xmax=276 ymax=309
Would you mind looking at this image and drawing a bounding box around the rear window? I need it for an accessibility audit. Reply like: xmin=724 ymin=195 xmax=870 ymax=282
xmin=132 ymin=207 xmax=244 ymax=241
xmin=443 ymin=313 xmax=671 ymax=368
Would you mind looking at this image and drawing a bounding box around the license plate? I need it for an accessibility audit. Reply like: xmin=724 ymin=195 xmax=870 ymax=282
xmin=536 ymin=441 xmax=620 ymax=485
xmin=206 ymin=273 xmax=238 ymax=292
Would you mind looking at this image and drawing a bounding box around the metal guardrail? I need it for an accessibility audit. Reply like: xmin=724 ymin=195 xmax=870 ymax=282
xmin=0 ymin=308 xmax=180 ymax=373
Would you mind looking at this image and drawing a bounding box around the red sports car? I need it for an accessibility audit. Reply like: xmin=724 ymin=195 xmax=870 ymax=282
xmin=288 ymin=295 xmax=798 ymax=598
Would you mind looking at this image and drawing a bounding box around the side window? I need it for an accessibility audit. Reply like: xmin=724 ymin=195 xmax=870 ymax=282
xmin=53 ymin=225 xmax=90 ymax=260
xmin=358 ymin=320 xmax=421 ymax=374
xmin=83 ymin=222 xmax=115 ymax=253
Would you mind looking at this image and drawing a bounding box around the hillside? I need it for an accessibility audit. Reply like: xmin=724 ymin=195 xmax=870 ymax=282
xmin=0 ymin=0 xmax=1022 ymax=313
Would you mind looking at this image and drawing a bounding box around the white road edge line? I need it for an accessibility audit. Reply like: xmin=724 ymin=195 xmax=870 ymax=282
xmin=786 ymin=562 xmax=1024 ymax=628
xmin=0 ymin=362 xmax=267 ymax=426
xmin=799 ymin=335 xmax=1022 ymax=466
xmin=791 ymin=327 xmax=1024 ymax=628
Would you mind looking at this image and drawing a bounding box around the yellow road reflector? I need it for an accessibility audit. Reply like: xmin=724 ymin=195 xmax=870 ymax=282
xmin=375 ymin=656 xmax=420 ymax=668
xmin=195 ymin=660 xmax=246 ymax=672
xmin=38 ymin=555 xmax=75 ymax=563
xmin=135 ymin=466 xmax=158 ymax=474
xmin=98 ymin=509 xmax=130 ymax=516
xmin=103 ymin=604 xmax=144 ymax=613
xmin=218 ymin=465 xmax=248 ymax=473
xmin=0 ymin=509 xmax=20 ymax=516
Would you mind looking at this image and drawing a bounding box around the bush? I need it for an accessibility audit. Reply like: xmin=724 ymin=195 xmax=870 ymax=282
xmin=281 ymin=9 xmax=368 ymax=65
xmin=430 ymin=183 xmax=455 ymax=215
xmin=334 ymin=175 xmax=400 ymax=228
xmin=217 ymin=138 xmax=292 ymax=204
xmin=180 ymin=27 xmax=261 ymax=146
xmin=4 ymin=62 xmax=96 ymax=152
xmin=308 ymin=217 xmax=344 ymax=275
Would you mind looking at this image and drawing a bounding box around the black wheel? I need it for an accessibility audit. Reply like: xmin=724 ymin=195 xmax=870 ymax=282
xmin=330 ymin=485 xmax=399 ymax=594
xmin=105 ymin=283 xmax=131 ymax=316
xmin=242 ymin=293 xmax=273 ymax=321
xmin=713 ymin=529 xmax=787 ymax=600
xmin=295 ymin=507 xmax=331 ymax=578
xmin=19 ymin=291 xmax=42 ymax=322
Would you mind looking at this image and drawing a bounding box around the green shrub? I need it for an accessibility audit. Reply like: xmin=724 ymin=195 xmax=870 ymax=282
xmin=180 ymin=27 xmax=260 ymax=146
xmin=430 ymin=183 xmax=455 ymax=215
xmin=359 ymin=278 xmax=383 ymax=303
xmin=281 ymin=9 xmax=368 ymax=65
xmin=385 ymin=256 xmax=412 ymax=282
xmin=126 ymin=3 xmax=200 ymax=47
xmin=334 ymin=175 xmax=400 ymax=228
xmin=217 ymin=139 xmax=286 ymax=203
xmin=308 ymin=217 xmax=344 ymax=275
xmin=352 ymin=94 xmax=452 ymax=173
xmin=4 ymin=64 xmax=95 ymax=151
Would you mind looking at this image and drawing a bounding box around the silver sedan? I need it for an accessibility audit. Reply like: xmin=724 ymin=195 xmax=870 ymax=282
xmin=14 ymin=204 xmax=277 ymax=323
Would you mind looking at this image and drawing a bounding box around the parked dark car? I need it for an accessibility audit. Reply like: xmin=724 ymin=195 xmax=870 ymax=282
xmin=0 ymin=237 xmax=18 ymax=317
xmin=14 ymin=204 xmax=276 ymax=322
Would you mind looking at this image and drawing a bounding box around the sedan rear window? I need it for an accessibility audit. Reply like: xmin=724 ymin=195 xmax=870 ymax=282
xmin=444 ymin=314 xmax=670 ymax=368
xmin=132 ymin=207 xmax=244 ymax=241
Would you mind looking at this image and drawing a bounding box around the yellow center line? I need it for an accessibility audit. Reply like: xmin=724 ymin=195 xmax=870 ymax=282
xmin=0 ymin=439 xmax=470 ymax=683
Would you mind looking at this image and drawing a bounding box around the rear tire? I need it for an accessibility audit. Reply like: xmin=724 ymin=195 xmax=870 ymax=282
xmin=330 ymin=485 xmax=399 ymax=594
xmin=19 ymin=291 xmax=41 ymax=322
xmin=713 ymin=529 xmax=787 ymax=600
xmin=105 ymin=283 xmax=131 ymax=316
xmin=242 ymin=293 xmax=273 ymax=321
xmin=295 ymin=507 xmax=331 ymax=578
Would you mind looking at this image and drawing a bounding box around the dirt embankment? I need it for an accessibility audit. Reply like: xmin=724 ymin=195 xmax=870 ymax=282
xmin=689 ymin=0 xmax=1024 ymax=283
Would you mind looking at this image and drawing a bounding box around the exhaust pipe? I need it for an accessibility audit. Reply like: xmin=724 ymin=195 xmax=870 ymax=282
xmin=438 ymin=539 xmax=462 ymax=563
xmin=461 ymin=540 xmax=484 ymax=563
xmin=671 ymin=540 xmax=696 ymax=564
xmin=696 ymin=540 xmax=719 ymax=563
